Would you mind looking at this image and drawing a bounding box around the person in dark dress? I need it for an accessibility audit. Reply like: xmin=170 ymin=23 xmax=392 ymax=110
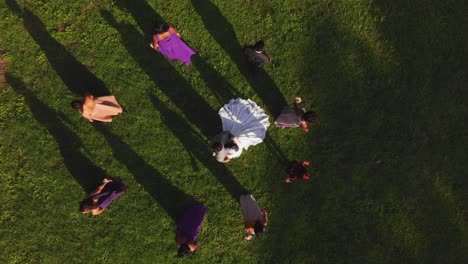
xmin=79 ymin=179 xmax=127 ymax=215
xmin=243 ymin=40 xmax=271 ymax=75
xmin=285 ymin=160 xmax=311 ymax=183
xmin=175 ymin=205 xmax=207 ymax=257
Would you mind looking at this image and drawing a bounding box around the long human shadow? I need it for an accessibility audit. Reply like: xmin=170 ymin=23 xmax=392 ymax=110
xmin=192 ymin=55 xmax=243 ymax=105
xmin=110 ymin=1 xmax=288 ymax=163
xmin=189 ymin=0 xmax=288 ymax=117
xmin=6 ymin=0 xmax=109 ymax=97
xmin=148 ymin=93 xmax=248 ymax=201
xmin=100 ymin=9 xmax=219 ymax=137
xmin=93 ymin=123 xmax=200 ymax=221
xmin=7 ymin=2 xmax=201 ymax=221
xmin=7 ymin=75 xmax=104 ymax=193
xmin=114 ymin=0 xmax=243 ymax=105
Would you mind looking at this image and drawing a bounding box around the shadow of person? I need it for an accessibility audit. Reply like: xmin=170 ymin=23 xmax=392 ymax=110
xmin=100 ymin=9 xmax=218 ymax=137
xmin=6 ymin=0 xmax=110 ymax=97
xmin=191 ymin=55 xmax=243 ymax=105
xmin=148 ymin=93 xmax=248 ymax=201
xmin=108 ymin=2 xmax=289 ymax=163
xmin=93 ymin=123 xmax=200 ymax=221
xmin=6 ymin=74 xmax=104 ymax=193
xmin=189 ymin=0 xmax=288 ymax=117
xmin=263 ymin=135 xmax=289 ymax=165
xmin=113 ymin=0 xmax=161 ymax=37
xmin=114 ymin=0 xmax=243 ymax=106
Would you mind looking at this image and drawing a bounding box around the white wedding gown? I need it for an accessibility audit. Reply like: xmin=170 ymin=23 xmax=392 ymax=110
xmin=218 ymin=98 xmax=270 ymax=158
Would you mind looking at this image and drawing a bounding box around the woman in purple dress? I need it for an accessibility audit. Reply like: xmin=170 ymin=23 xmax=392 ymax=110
xmin=150 ymin=22 xmax=196 ymax=66
xmin=79 ymin=179 xmax=127 ymax=215
xmin=274 ymin=97 xmax=317 ymax=132
xmin=175 ymin=205 xmax=207 ymax=257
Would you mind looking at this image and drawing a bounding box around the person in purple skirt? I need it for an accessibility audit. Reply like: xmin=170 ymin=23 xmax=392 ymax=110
xmin=150 ymin=22 xmax=196 ymax=66
xmin=175 ymin=205 xmax=207 ymax=257
xmin=79 ymin=179 xmax=127 ymax=216
xmin=274 ymin=97 xmax=317 ymax=132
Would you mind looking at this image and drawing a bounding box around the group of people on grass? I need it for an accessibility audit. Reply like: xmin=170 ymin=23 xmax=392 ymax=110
xmin=76 ymin=22 xmax=317 ymax=257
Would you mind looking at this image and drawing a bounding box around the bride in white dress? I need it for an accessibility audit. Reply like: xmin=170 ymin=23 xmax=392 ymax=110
xmin=217 ymin=98 xmax=270 ymax=161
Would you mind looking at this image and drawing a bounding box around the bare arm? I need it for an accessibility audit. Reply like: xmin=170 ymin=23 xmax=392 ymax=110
xmin=169 ymin=26 xmax=180 ymax=37
xmin=293 ymin=97 xmax=304 ymax=116
xmin=188 ymin=241 xmax=198 ymax=251
xmin=91 ymin=208 xmax=105 ymax=215
xmin=87 ymin=181 xmax=109 ymax=197
xmin=263 ymin=51 xmax=272 ymax=63
xmin=152 ymin=35 xmax=160 ymax=51
xmin=244 ymin=223 xmax=254 ymax=240
xmin=300 ymin=122 xmax=309 ymax=132
xmin=82 ymin=94 xmax=96 ymax=122
xmin=261 ymin=209 xmax=268 ymax=227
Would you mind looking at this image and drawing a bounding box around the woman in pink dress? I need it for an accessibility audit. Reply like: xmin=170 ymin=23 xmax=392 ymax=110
xmin=71 ymin=93 xmax=123 ymax=122
xmin=274 ymin=97 xmax=317 ymax=132
xmin=150 ymin=23 xmax=196 ymax=66
xmin=240 ymin=194 xmax=268 ymax=240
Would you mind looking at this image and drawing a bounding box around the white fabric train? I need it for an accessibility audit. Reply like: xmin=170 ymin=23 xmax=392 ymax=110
xmin=218 ymin=98 xmax=270 ymax=156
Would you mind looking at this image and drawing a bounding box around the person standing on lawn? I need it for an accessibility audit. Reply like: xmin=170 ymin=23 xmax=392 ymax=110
xmin=79 ymin=179 xmax=127 ymax=215
xmin=243 ymin=40 xmax=271 ymax=75
xmin=274 ymin=97 xmax=317 ymax=132
xmin=150 ymin=22 xmax=196 ymax=66
xmin=176 ymin=205 xmax=208 ymax=257
xmin=240 ymin=194 xmax=268 ymax=240
xmin=71 ymin=93 xmax=123 ymax=123
xmin=285 ymin=160 xmax=311 ymax=183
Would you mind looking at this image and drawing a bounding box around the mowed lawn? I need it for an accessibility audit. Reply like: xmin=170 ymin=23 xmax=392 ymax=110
xmin=1 ymin=0 xmax=467 ymax=263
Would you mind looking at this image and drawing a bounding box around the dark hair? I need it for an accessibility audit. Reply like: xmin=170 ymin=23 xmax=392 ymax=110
xmin=153 ymin=22 xmax=169 ymax=34
xmin=178 ymin=243 xmax=192 ymax=257
xmin=71 ymin=100 xmax=83 ymax=110
xmin=211 ymin=143 xmax=223 ymax=152
xmin=254 ymin=221 xmax=264 ymax=238
xmin=224 ymin=142 xmax=239 ymax=151
xmin=303 ymin=111 xmax=317 ymax=123
xmin=253 ymin=40 xmax=265 ymax=51
xmin=79 ymin=198 xmax=96 ymax=212
xmin=298 ymin=168 xmax=310 ymax=179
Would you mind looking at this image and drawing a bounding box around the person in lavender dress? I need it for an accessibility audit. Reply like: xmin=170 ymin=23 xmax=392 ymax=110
xmin=240 ymin=194 xmax=268 ymax=240
xmin=79 ymin=179 xmax=127 ymax=215
xmin=274 ymin=97 xmax=318 ymax=132
xmin=150 ymin=22 xmax=196 ymax=66
xmin=175 ymin=205 xmax=207 ymax=257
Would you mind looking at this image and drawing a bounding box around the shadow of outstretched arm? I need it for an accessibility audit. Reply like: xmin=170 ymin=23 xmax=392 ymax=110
xmin=6 ymin=0 xmax=110 ymax=96
xmin=93 ymin=123 xmax=199 ymax=221
xmin=149 ymin=93 xmax=248 ymax=201
xmin=7 ymin=75 xmax=104 ymax=193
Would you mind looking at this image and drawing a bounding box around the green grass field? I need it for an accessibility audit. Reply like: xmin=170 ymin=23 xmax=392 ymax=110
xmin=1 ymin=0 xmax=467 ymax=263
